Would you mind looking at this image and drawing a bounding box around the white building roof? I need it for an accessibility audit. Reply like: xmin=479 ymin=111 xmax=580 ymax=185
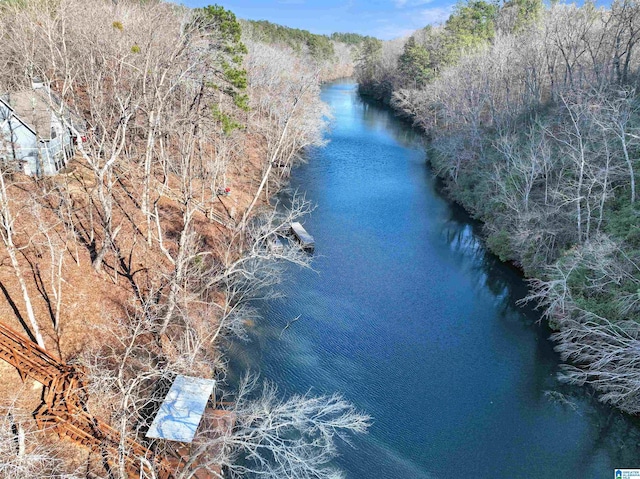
xmin=146 ymin=375 xmax=215 ymax=443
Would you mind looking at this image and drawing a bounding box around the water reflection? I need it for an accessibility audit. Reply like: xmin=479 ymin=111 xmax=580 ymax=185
xmin=357 ymin=95 xmax=424 ymax=150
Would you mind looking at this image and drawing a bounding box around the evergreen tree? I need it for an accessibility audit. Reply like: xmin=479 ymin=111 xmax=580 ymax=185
xmin=244 ymin=19 xmax=335 ymax=61
xmin=398 ymin=36 xmax=434 ymax=88
xmin=502 ymin=0 xmax=543 ymax=32
xmin=445 ymin=0 xmax=499 ymax=55
xmin=356 ymin=37 xmax=383 ymax=81
xmin=196 ymin=5 xmax=250 ymax=133
xmin=330 ymin=32 xmax=372 ymax=45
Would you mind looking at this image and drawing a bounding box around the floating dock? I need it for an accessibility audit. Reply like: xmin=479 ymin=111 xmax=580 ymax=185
xmin=290 ymin=222 xmax=315 ymax=251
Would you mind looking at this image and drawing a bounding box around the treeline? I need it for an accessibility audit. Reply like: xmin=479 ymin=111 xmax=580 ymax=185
xmin=357 ymin=0 xmax=540 ymax=100
xmin=356 ymin=0 xmax=640 ymax=415
xmin=242 ymin=20 xmax=362 ymax=79
xmin=0 ymin=0 xmax=367 ymax=477
xmin=330 ymin=31 xmax=373 ymax=45
xmin=243 ymin=19 xmax=335 ymax=61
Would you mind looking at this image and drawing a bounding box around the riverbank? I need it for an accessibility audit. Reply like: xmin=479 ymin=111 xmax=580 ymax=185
xmin=354 ymin=3 xmax=640 ymax=416
xmin=359 ymin=80 xmax=640 ymax=415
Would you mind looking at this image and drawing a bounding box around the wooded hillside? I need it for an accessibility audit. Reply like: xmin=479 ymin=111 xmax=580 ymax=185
xmin=242 ymin=19 xmax=357 ymax=80
xmin=0 ymin=1 xmax=368 ymax=477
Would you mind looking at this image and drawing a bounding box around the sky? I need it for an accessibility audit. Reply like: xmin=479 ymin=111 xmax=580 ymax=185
xmin=181 ymin=0 xmax=456 ymax=40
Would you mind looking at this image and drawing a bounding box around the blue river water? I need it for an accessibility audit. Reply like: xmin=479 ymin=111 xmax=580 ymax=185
xmin=227 ymin=79 xmax=640 ymax=478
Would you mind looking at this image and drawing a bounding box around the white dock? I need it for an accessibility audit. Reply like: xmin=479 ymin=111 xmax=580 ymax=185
xmin=290 ymin=222 xmax=315 ymax=251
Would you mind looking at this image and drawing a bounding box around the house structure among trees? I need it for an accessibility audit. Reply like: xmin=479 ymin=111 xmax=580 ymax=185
xmin=0 ymin=81 xmax=84 ymax=176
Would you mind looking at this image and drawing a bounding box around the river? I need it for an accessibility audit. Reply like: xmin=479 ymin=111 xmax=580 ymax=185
xmin=227 ymin=79 xmax=640 ymax=478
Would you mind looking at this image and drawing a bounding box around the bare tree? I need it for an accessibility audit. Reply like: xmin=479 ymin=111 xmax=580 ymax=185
xmin=0 ymin=401 xmax=82 ymax=478
xmin=553 ymin=317 xmax=640 ymax=415
xmin=0 ymin=169 xmax=45 ymax=348
xmin=592 ymin=88 xmax=639 ymax=203
xmin=210 ymin=197 xmax=313 ymax=345
xmin=177 ymin=374 xmax=370 ymax=479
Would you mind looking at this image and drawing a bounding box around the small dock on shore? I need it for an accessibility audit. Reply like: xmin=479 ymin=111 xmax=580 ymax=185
xmin=290 ymin=222 xmax=315 ymax=251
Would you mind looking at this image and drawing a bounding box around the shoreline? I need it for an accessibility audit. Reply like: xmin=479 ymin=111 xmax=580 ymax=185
xmin=354 ymin=83 xmax=640 ymax=419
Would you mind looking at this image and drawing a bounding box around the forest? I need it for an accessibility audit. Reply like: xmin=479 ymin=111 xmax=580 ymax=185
xmin=0 ymin=0 xmax=368 ymax=478
xmin=355 ymin=0 xmax=640 ymax=414
xmin=241 ymin=19 xmax=358 ymax=79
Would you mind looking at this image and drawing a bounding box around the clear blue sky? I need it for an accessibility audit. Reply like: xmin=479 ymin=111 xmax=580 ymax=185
xmin=180 ymin=0 xmax=456 ymax=40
